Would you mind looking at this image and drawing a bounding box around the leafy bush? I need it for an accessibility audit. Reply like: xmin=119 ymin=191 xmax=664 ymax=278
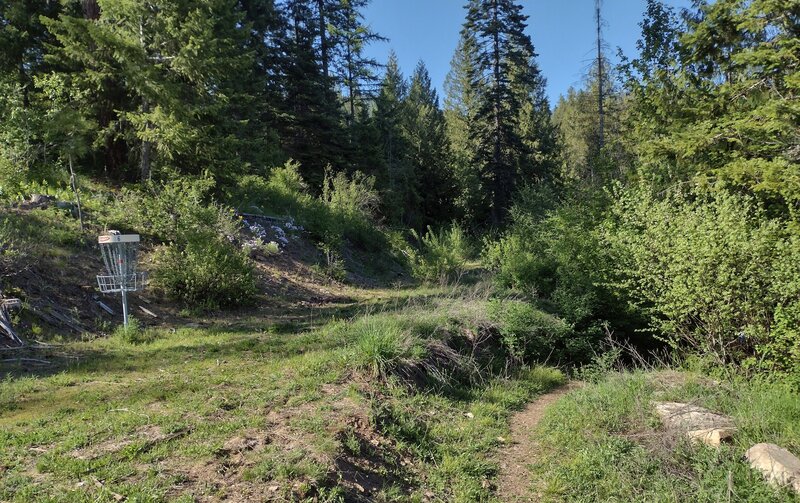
xmin=607 ymin=187 xmax=800 ymax=382
xmin=483 ymin=191 xmax=613 ymax=326
xmin=408 ymin=224 xmax=470 ymax=284
xmin=114 ymin=176 xmax=257 ymax=310
xmin=152 ymin=235 xmax=257 ymax=311
xmin=488 ymin=299 xmax=579 ymax=363
xmin=230 ymin=161 xmax=400 ymax=279
xmin=483 ymin=188 xmax=644 ymax=358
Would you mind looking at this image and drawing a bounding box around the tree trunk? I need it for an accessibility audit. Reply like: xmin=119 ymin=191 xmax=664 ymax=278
xmin=82 ymin=0 xmax=100 ymax=20
xmin=596 ymin=0 xmax=605 ymax=153
xmin=317 ymin=0 xmax=329 ymax=79
xmin=68 ymin=153 xmax=85 ymax=233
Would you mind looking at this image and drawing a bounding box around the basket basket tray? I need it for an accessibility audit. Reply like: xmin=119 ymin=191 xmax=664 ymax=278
xmin=96 ymin=272 xmax=148 ymax=293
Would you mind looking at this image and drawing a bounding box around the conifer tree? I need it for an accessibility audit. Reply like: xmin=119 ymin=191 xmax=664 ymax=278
xmin=280 ymin=0 xmax=345 ymax=187
xmin=374 ymin=51 xmax=413 ymax=224
xmin=444 ymin=30 xmax=485 ymax=223
xmin=404 ymin=61 xmax=455 ymax=228
xmin=328 ymin=0 xmax=384 ymax=123
xmin=461 ymin=0 xmax=554 ymax=226
xmin=41 ymin=0 xmax=258 ymax=182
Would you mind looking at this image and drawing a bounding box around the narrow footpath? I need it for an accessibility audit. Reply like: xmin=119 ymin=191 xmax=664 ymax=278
xmin=496 ymin=382 xmax=582 ymax=502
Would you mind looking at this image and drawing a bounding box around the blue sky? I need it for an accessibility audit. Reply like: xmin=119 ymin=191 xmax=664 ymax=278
xmin=362 ymin=0 xmax=694 ymax=106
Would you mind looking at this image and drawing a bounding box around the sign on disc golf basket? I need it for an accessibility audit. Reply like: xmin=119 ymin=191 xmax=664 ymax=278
xmin=97 ymin=231 xmax=146 ymax=328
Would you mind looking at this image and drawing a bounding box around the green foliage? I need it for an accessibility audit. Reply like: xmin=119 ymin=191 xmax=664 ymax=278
xmin=457 ymin=0 xmax=558 ymax=226
xmin=488 ymin=299 xmax=575 ymax=363
xmin=348 ymin=316 xmax=426 ymax=380
xmin=231 ymin=160 xmax=398 ymax=278
xmin=408 ymin=224 xmax=470 ymax=284
xmin=483 ymin=187 xmax=626 ymax=332
xmin=608 ymin=187 xmax=800 ymax=380
xmin=152 ymin=235 xmax=257 ymax=312
xmin=623 ymin=0 xmax=800 ymax=210
xmin=320 ymin=166 xmax=380 ymax=251
xmin=114 ymin=176 xmax=256 ymax=310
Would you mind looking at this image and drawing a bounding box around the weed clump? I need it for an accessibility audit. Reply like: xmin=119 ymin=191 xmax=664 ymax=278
xmin=112 ymin=317 xmax=160 ymax=344
xmin=349 ymin=316 xmax=426 ymax=380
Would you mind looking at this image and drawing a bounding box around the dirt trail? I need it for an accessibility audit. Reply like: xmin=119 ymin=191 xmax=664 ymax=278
xmin=496 ymin=382 xmax=582 ymax=502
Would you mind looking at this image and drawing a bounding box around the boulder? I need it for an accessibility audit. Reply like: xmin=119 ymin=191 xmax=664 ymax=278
xmin=745 ymin=443 xmax=800 ymax=494
xmin=653 ymin=401 xmax=736 ymax=447
xmin=686 ymin=427 xmax=737 ymax=447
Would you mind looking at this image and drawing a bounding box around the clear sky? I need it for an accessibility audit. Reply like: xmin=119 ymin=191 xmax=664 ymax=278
xmin=362 ymin=0 xmax=694 ymax=106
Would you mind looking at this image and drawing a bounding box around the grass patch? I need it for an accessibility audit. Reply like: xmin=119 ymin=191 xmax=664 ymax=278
xmin=531 ymin=371 xmax=800 ymax=502
xmin=0 ymin=287 xmax=564 ymax=502
xmin=371 ymin=366 xmax=565 ymax=501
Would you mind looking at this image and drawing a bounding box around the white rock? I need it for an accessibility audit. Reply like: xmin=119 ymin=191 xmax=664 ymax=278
xmin=653 ymin=401 xmax=736 ymax=447
xmin=686 ymin=427 xmax=737 ymax=447
xmin=745 ymin=443 xmax=800 ymax=494
xmin=654 ymin=401 xmax=734 ymax=430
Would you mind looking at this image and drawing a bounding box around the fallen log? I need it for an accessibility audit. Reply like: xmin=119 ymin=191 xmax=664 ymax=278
xmin=0 ymin=297 xmax=24 ymax=346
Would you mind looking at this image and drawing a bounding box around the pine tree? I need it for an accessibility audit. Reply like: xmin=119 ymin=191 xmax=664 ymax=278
xmin=374 ymin=51 xmax=413 ymax=224
xmin=41 ymin=0 xmax=258 ymax=182
xmin=444 ymin=30 xmax=485 ymax=223
xmin=328 ymin=0 xmax=384 ymax=123
xmin=404 ymin=61 xmax=455 ymax=228
xmin=625 ymin=0 xmax=800 ymax=210
xmin=279 ymin=0 xmax=346 ymax=187
xmin=461 ymin=0 xmax=553 ymax=226
xmin=0 ymin=0 xmax=64 ymax=108
xmin=553 ymin=60 xmax=627 ymax=184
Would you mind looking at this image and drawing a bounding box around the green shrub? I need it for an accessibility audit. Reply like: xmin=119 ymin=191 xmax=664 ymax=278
xmin=232 ymin=160 xmax=314 ymax=218
xmin=230 ymin=161 xmax=382 ymax=252
xmin=113 ymin=176 xmax=257 ymax=311
xmin=483 ymin=190 xmax=620 ymax=327
xmin=408 ymin=224 xmax=470 ymax=284
xmin=608 ymin=187 xmax=800 ymax=378
xmin=488 ymin=299 xmax=578 ymax=363
xmin=113 ymin=176 xmax=239 ymax=244
xmin=0 ymin=218 xmax=19 ymax=278
xmin=152 ymin=234 xmax=257 ymax=311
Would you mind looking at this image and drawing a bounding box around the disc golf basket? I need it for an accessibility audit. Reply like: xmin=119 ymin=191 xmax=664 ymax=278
xmin=97 ymin=231 xmax=146 ymax=328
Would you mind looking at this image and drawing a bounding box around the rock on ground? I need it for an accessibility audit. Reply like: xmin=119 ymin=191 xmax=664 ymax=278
xmin=745 ymin=443 xmax=800 ymax=494
xmin=653 ymin=401 xmax=736 ymax=447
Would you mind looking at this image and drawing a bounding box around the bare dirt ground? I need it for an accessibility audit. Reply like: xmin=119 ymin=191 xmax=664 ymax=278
xmin=496 ymin=382 xmax=583 ymax=502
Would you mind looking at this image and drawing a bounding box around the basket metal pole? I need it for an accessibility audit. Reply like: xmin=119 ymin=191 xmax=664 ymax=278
xmin=117 ymin=243 xmax=129 ymax=328
xmin=121 ymin=289 xmax=129 ymax=328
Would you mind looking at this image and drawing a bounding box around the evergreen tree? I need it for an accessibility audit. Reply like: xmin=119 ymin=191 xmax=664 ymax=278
xmin=444 ymin=30 xmax=485 ymax=223
xmin=328 ymin=0 xmax=384 ymax=123
xmin=552 ymin=60 xmax=628 ymax=184
xmin=403 ymin=61 xmax=455 ymax=228
xmin=0 ymin=0 xmax=65 ymax=108
xmin=374 ymin=51 xmax=413 ymax=224
xmin=624 ymin=0 xmax=800 ymax=210
xmin=461 ymin=0 xmax=554 ymax=226
xmin=0 ymin=1 xmax=73 ymax=179
xmin=41 ymin=0 xmax=259 ymax=182
xmin=279 ymin=0 xmax=346 ymax=187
